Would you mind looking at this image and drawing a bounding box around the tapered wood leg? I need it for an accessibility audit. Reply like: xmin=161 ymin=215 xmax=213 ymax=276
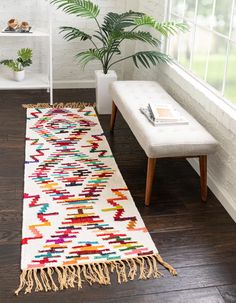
xmin=110 ymin=101 xmax=117 ymax=132
xmin=199 ymin=155 xmax=207 ymax=202
xmin=145 ymin=158 xmax=157 ymax=206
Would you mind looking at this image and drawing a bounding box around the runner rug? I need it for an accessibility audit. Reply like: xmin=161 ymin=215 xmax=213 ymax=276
xmin=16 ymin=103 xmax=176 ymax=295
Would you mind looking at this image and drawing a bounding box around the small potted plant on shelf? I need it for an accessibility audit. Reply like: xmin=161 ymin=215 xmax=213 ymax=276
xmin=0 ymin=48 xmax=33 ymax=82
xmin=50 ymin=0 xmax=188 ymax=114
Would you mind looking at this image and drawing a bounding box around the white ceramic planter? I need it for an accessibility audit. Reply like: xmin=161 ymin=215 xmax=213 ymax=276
xmin=14 ymin=70 xmax=25 ymax=82
xmin=95 ymin=70 xmax=117 ymax=114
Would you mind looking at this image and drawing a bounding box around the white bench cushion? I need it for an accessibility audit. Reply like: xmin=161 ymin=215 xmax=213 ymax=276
xmin=110 ymin=81 xmax=218 ymax=158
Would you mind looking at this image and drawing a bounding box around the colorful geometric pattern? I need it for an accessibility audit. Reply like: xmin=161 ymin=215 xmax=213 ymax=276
xmin=21 ymin=107 xmax=158 ymax=271
xmin=15 ymin=106 xmax=178 ymax=295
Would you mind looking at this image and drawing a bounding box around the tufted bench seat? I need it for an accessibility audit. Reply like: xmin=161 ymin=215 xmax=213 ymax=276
xmin=110 ymin=81 xmax=218 ymax=206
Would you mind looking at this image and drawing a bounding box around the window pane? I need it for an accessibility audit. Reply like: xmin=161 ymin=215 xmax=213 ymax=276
xmin=168 ymin=14 xmax=182 ymax=60
xmin=197 ymin=0 xmax=213 ymax=28
xmin=168 ymin=35 xmax=179 ymax=60
xmin=224 ymin=43 xmax=236 ymax=104
xmin=191 ymin=27 xmax=209 ymax=79
xmin=206 ymin=35 xmax=227 ymax=91
xmin=231 ymin=2 xmax=236 ymax=43
xmin=171 ymin=0 xmax=185 ymax=16
xmin=214 ymin=0 xmax=233 ymax=36
xmin=168 ymin=0 xmax=236 ymax=105
xmin=185 ymin=0 xmax=197 ymax=20
xmin=179 ymin=31 xmax=193 ymax=68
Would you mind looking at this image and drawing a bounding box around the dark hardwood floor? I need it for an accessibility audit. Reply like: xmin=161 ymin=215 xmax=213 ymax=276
xmin=0 ymin=89 xmax=236 ymax=303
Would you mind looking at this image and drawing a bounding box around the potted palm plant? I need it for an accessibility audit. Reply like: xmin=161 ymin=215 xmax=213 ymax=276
xmin=0 ymin=48 xmax=33 ymax=82
xmin=50 ymin=0 xmax=188 ymax=114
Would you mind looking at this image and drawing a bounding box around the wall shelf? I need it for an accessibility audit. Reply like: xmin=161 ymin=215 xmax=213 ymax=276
xmin=0 ymin=72 xmax=49 ymax=90
xmin=0 ymin=30 xmax=50 ymax=37
xmin=0 ymin=2 xmax=53 ymax=104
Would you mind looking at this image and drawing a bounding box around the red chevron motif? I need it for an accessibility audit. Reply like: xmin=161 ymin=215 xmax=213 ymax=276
xmin=28 ymin=109 xmax=42 ymax=118
xmin=82 ymin=134 xmax=109 ymax=157
xmin=24 ymin=193 xmax=41 ymax=207
xmin=103 ymin=189 xmax=138 ymax=230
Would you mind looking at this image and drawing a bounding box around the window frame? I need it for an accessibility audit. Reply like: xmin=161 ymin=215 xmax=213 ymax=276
xmin=165 ymin=0 xmax=236 ymax=109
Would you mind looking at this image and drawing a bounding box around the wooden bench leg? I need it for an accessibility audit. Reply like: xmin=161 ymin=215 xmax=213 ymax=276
xmin=110 ymin=101 xmax=117 ymax=132
xmin=145 ymin=158 xmax=156 ymax=206
xmin=199 ymin=155 xmax=207 ymax=202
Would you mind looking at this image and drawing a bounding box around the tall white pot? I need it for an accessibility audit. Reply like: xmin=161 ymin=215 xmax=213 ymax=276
xmin=95 ymin=70 xmax=117 ymax=114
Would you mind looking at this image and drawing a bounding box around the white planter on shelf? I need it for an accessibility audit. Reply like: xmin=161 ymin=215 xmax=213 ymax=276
xmin=14 ymin=70 xmax=25 ymax=82
xmin=95 ymin=70 xmax=117 ymax=114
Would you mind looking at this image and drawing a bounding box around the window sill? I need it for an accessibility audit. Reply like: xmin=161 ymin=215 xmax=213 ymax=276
xmin=160 ymin=62 xmax=236 ymax=135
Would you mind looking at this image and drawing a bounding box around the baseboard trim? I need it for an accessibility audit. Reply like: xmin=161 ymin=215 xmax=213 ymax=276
xmin=53 ymin=80 xmax=96 ymax=89
xmin=188 ymin=158 xmax=236 ymax=223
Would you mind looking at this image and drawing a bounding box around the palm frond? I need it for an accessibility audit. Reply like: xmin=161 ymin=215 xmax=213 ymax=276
xmin=132 ymin=51 xmax=170 ymax=68
xmin=113 ymin=31 xmax=160 ymax=46
xmin=134 ymin=16 xmax=189 ymax=36
xmin=60 ymin=26 xmax=91 ymax=41
xmin=106 ymin=40 xmax=121 ymax=55
xmin=0 ymin=59 xmax=19 ymax=71
xmin=17 ymin=48 xmax=33 ymax=68
xmin=50 ymin=0 xmax=100 ymax=19
xmin=76 ymin=48 xmax=105 ymax=67
xmin=93 ymin=30 xmax=109 ymax=44
xmin=17 ymin=48 xmax=32 ymax=61
xmin=102 ymin=11 xmax=144 ymax=33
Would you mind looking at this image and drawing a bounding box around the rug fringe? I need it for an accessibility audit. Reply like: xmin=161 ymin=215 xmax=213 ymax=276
xmin=22 ymin=102 xmax=96 ymax=109
xmin=15 ymin=254 xmax=176 ymax=295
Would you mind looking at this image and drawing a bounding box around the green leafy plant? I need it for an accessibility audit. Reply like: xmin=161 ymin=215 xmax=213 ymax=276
xmin=50 ymin=0 xmax=188 ymax=74
xmin=0 ymin=48 xmax=33 ymax=72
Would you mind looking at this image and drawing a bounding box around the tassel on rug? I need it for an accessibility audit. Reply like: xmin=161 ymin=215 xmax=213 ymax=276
xmin=15 ymin=254 xmax=177 ymax=295
xmin=22 ymin=102 xmax=96 ymax=109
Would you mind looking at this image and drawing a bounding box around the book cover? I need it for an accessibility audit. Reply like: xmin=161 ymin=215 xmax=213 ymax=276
xmin=148 ymin=103 xmax=180 ymax=121
xmin=140 ymin=106 xmax=189 ymax=127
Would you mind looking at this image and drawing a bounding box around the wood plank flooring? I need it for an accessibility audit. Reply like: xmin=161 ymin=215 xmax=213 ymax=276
xmin=0 ymin=89 xmax=235 ymax=303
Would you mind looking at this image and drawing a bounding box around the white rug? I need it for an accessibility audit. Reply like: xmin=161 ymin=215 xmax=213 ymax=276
xmin=16 ymin=106 xmax=176 ymax=295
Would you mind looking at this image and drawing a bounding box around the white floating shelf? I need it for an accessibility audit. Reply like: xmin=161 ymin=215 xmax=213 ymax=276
xmin=0 ymin=72 xmax=50 ymax=90
xmin=0 ymin=30 xmax=50 ymax=37
xmin=0 ymin=0 xmax=53 ymax=104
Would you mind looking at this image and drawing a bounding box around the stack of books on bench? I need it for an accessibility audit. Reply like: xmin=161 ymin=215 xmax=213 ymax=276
xmin=140 ymin=103 xmax=189 ymax=126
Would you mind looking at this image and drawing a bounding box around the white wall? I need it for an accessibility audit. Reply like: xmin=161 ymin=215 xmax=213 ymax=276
xmin=133 ymin=0 xmax=166 ymax=81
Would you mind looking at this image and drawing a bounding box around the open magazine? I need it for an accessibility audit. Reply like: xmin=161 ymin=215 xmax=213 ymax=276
xmin=140 ymin=103 xmax=189 ymax=126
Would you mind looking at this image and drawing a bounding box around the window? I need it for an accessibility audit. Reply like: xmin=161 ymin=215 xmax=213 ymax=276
xmin=167 ymin=0 xmax=236 ymax=105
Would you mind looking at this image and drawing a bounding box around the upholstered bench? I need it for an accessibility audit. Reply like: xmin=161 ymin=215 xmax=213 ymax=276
xmin=110 ymin=81 xmax=218 ymax=206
